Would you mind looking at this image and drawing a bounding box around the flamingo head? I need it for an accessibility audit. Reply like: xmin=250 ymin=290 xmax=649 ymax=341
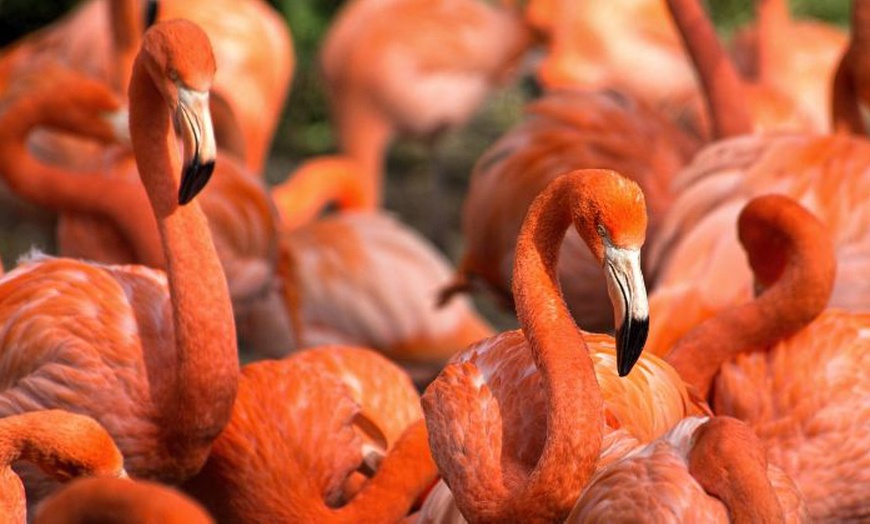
xmin=138 ymin=19 xmax=217 ymax=204
xmin=573 ymin=170 xmax=650 ymax=377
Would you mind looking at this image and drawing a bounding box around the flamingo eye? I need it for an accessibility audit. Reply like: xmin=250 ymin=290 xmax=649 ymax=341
xmin=597 ymin=223 xmax=610 ymax=240
xmin=168 ymin=69 xmax=179 ymax=82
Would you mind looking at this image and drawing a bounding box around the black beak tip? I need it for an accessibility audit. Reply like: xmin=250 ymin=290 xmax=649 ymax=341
xmin=616 ymin=316 xmax=649 ymax=377
xmin=178 ymin=157 xmax=215 ymax=205
xmin=145 ymin=0 xmax=159 ymax=29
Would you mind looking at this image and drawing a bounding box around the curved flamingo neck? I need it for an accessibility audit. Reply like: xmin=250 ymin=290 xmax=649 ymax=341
xmin=507 ymin=173 xmax=605 ymax=513
xmin=0 ymin=87 xmax=164 ymax=267
xmin=666 ymin=0 xmax=753 ymax=138
xmin=329 ymin=420 xmax=437 ymax=522
xmin=832 ymin=0 xmax=870 ymax=134
xmin=128 ymin=53 xmax=238 ymax=478
xmin=271 ymin=155 xmax=367 ymax=230
xmin=689 ymin=417 xmax=785 ymax=523
xmin=666 ymin=196 xmax=835 ymax=398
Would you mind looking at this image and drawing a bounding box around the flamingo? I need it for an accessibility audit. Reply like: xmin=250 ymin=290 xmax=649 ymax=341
xmin=0 ymin=0 xmax=293 ymax=175
xmin=663 ymin=193 xmax=870 ymax=521
xmin=644 ymin=0 xmax=870 ymax=356
xmin=33 ymin=477 xmax=213 ymax=524
xmin=319 ymin=0 xmax=535 ymax=210
xmin=440 ymin=88 xmax=700 ymax=332
xmin=183 ymin=346 xmax=437 ymax=522
xmin=421 ymin=170 xmax=707 ymax=522
xmin=0 ymin=410 xmax=126 ymax=524
xmin=0 ymin=18 xmax=237 ymax=501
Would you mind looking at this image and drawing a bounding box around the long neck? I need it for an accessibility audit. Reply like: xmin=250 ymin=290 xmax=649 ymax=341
xmin=271 ymin=155 xmax=367 ymax=230
xmin=507 ymin=174 xmax=603 ymax=515
xmin=666 ymin=197 xmax=835 ymax=397
xmin=128 ymin=60 xmax=238 ymax=477
xmin=832 ymin=0 xmax=870 ymax=134
xmin=689 ymin=417 xmax=785 ymax=523
xmin=667 ymin=0 xmax=753 ymax=138
xmin=0 ymin=95 xmax=164 ymax=267
xmin=109 ymin=0 xmax=144 ymax=94
xmin=755 ymin=0 xmax=789 ymax=85
xmin=330 ymin=420 xmax=437 ymax=522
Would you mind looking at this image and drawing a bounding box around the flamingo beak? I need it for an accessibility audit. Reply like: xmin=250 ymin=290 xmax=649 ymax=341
xmin=175 ymin=86 xmax=216 ymax=205
xmin=604 ymin=245 xmax=649 ymax=377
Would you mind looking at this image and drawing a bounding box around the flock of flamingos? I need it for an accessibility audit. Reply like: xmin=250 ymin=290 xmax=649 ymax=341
xmin=0 ymin=0 xmax=869 ymax=521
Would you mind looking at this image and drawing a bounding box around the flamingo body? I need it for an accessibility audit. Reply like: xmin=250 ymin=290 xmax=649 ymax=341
xmin=276 ymin=211 xmax=493 ymax=365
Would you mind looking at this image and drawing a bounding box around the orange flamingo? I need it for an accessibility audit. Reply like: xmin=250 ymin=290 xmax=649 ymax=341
xmin=319 ymin=0 xmax=535 ymax=209
xmin=645 ymin=0 xmax=870 ymax=356
xmin=566 ymin=415 xmax=807 ymax=522
xmin=183 ymin=345 xmax=437 ymax=522
xmin=0 ymin=410 xmax=126 ymax=524
xmin=421 ymin=170 xmax=707 ymax=522
xmin=33 ymin=477 xmax=214 ymax=524
xmin=0 ymin=0 xmax=293 ymax=175
xmin=664 ymin=194 xmax=870 ymax=521
xmin=440 ymin=88 xmax=700 ymax=332
xmin=0 ymin=19 xmax=237 ymax=497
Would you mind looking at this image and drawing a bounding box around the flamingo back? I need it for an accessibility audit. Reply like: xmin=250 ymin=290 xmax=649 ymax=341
xmin=281 ymin=211 xmax=492 ymax=363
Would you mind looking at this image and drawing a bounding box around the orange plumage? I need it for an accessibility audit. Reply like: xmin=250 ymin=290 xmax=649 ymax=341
xmin=184 ymin=346 xmax=437 ymax=522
